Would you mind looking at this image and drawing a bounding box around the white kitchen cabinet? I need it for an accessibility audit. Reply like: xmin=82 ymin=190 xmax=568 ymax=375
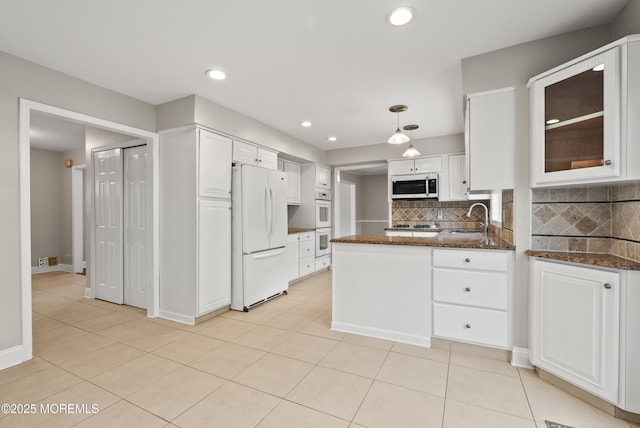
xmin=432 ymin=248 xmax=513 ymax=349
xmin=298 ymin=231 xmax=316 ymax=277
xmin=388 ymin=156 xmax=442 ymax=176
xmin=199 ymin=129 xmax=232 ymax=198
xmin=283 ymin=160 xmax=301 ymax=205
xmin=528 ymin=36 xmax=640 ymax=187
xmin=448 ymin=153 xmax=468 ymax=200
xmin=464 ymin=87 xmax=515 ymax=192
xmin=159 ymin=126 xmax=232 ymax=323
xmin=286 ymin=233 xmax=299 ymax=281
xmin=198 ymin=200 xmax=231 ymax=314
xmin=530 ymin=259 xmax=620 ymax=403
xmin=315 ymin=164 xmax=332 ymax=190
xmin=232 ymin=140 xmax=278 ymax=170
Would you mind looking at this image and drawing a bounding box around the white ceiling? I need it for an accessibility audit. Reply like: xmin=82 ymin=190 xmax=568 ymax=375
xmin=0 ymin=0 xmax=628 ymax=151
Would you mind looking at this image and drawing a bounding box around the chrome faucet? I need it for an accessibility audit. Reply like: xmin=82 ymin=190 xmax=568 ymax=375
xmin=467 ymin=202 xmax=489 ymax=235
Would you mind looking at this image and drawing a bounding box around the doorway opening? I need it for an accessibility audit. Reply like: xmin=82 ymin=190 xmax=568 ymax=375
xmin=19 ymin=99 xmax=159 ymax=363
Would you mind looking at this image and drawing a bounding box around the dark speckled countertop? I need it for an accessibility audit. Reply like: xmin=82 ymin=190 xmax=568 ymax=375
xmin=526 ymin=250 xmax=640 ymax=271
xmin=331 ymin=233 xmax=514 ymax=250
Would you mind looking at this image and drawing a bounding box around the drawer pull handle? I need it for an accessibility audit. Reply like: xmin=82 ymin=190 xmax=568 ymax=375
xmin=604 ymin=283 xmax=612 ymax=290
xmin=465 ymin=324 xmax=471 ymax=329
xmin=464 ymin=258 xmax=471 ymax=263
xmin=464 ymin=287 xmax=471 ymax=292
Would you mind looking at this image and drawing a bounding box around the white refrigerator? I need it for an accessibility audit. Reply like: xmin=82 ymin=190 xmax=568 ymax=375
xmin=231 ymin=164 xmax=288 ymax=311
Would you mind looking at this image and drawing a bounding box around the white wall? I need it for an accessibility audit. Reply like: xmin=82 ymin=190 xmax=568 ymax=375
xmin=461 ymin=25 xmax=613 ymax=349
xmin=0 ymin=48 xmax=155 ymax=353
xmin=360 ymin=175 xmax=389 ymax=235
xmin=612 ymin=0 xmax=640 ymax=39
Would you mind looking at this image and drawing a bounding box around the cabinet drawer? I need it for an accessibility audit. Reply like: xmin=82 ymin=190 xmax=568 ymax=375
xmin=433 ymin=303 xmax=508 ymax=348
xmin=315 ymin=256 xmax=331 ymax=271
xmin=299 ymin=257 xmax=315 ymax=277
xmin=386 ymin=231 xmax=413 ymax=237
xmin=433 ymin=268 xmax=507 ymax=310
xmin=299 ymin=231 xmax=315 ymax=242
xmin=299 ymin=240 xmax=315 ymax=259
xmin=433 ymin=249 xmax=508 ymax=271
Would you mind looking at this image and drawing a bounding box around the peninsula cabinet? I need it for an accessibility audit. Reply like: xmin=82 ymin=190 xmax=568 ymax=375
xmin=529 ymin=258 xmax=640 ymax=412
xmin=528 ymin=35 xmax=640 ymax=187
xmin=159 ymin=126 xmax=232 ymax=324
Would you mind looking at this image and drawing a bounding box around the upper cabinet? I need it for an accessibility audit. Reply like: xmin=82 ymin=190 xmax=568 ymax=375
xmin=465 ymin=87 xmax=515 ymax=193
xmin=232 ymin=140 xmax=278 ymax=170
xmin=315 ymin=164 xmax=331 ymax=190
xmin=199 ymin=130 xmax=232 ymax=198
xmin=278 ymin=159 xmax=301 ymax=205
xmin=528 ymin=36 xmax=640 ymax=187
xmin=388 ymin=156 xmax=442 ymax=176
xmin=448 ymin=154 xmax=467 ymax=201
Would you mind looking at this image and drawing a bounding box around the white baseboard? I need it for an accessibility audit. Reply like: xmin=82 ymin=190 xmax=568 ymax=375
xmin=158 ymin=310 xmax=195 ymax=326
xmin=511 ymin=347 xmax=534 ymax=368
xmin=31 ymin=264 xmax=74 ymax=274
xmin=0 ymin=345 xmax=27 ymax=371
xmin=84 ymin=287 xmax=93 ymax=298
xmin=331 ymin=321 xmax=430 ymax=348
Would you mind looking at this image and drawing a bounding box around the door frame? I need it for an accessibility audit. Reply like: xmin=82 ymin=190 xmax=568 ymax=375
xmin=71 ymin=164 xmax=86 ymax=274
xmin=19 ymin=98 xmax=160 ymax=362
xmin=338 ymin=180 xmax=356 ymax=237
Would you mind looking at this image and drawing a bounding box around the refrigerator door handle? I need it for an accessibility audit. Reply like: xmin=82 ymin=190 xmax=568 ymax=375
xmin=250 ymin=247 xmax=285 ymax=259
xmin=269 ymin=185 xmax=275 ymax=242
xmin=264 ymin=184 xmax=270 ymax=238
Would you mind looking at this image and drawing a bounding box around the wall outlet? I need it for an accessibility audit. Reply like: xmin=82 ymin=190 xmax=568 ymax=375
xmin=48 ymin=256 xmax=58 ymax=266
xmin=38 ymin=257 xmax=49 ymax=267
xmin=437 ymin=209 xmax=444 ymax=220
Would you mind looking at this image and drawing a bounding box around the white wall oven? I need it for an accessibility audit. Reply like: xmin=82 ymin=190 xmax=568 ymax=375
xmin=315 ymin=228 xmax=331 ymax=257
xmin=315 ymin=198 xmax=331 ymax=229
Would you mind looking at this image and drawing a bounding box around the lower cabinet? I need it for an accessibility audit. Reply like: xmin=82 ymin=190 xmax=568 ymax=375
xmin=198 ymin=200 xmax=232 ymax=315
xmin=286 ymin=233 xmax=299 ymax=281
xmin=287 ymin=231 xmax=317 ymax=281
xmin=530 ymin=259 xmax=620 ymax=403
xmin=432 ymin=248 xmax=513 ymax=349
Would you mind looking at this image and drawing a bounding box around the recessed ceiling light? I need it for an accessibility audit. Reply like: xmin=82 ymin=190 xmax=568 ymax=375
xmin=327 ymin=136 xmax=337 ymax=142
xmin=592 ymin=64 xmax=605 ymax=72
xmin=546 ymin=118 xmax=560 ymax=125
xmin=301 ymin=121 xmax=312 ymax=127
xmin=205 ymin=69 xmax=227 ymax=80
xmin=387 ymin=6 xmax=415 ymax=26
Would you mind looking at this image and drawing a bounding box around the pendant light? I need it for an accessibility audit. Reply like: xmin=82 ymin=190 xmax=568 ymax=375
xmin=402 ymin=124 xmax=421 ymax=157
xmin=387 ymin=105 xmax=410 ymax=144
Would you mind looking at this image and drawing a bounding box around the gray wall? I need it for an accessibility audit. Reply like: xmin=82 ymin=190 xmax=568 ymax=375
xmin=460 ymin=25 xmax=614 ymax=349
xmin=612 ymin=0 xmax=640 ymax=39
xmin=325 ymin=133 xmax=464 ymax=167
xmin=0 ymin=49 xmax=156 ymax=352
xmin=359 ymin=175 xmax=389 ymax=236
xmin=337 ymin=171 xmax=363 ymax=236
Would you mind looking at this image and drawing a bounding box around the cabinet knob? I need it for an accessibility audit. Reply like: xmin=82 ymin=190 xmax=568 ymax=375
xmin=462 ymin=180 xmax=467 ymax=184
xmin=604 ymin=283 xmax=612 ymax=290
xmin=604 ymin=160 xmax=612 ymax=166
xmin=464 ymin=287 xmax=471 ymax=292
xmin=465 ymin=324 xmax=471 ymax=329
xmin=464 ymin=258 xmax=471 ymax=263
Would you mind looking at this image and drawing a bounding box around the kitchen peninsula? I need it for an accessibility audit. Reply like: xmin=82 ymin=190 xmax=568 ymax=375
xmin=330 ymin=232 xmax=514 ymax=350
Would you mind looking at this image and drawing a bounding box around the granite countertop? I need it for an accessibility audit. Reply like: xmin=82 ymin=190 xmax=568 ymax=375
xmin=384 ymin=227 xmax=443 ymax=232
xmin=288 ymin=227 xmax=315 ymax=234
xmin=526 ymin=250 xmax=640 ymax=271
xmin=331 ymin=233 xmax=514 ymax=250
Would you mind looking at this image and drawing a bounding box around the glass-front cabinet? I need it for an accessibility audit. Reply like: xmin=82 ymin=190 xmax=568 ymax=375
xmin=529 ymin=46 xmax=621 ymax=186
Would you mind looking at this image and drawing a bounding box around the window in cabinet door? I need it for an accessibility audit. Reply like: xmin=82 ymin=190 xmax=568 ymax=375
xmin=544 ymin=67 xmax=604 ymax=173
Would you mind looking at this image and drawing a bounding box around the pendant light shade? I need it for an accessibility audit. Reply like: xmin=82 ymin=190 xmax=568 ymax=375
xmin=387 ymin=105 xmax=410 ymax=144
xmin=402 ymin=144 xmax=420 ymax=157
xmin=401 ymin=124 xmax=420 ymax=157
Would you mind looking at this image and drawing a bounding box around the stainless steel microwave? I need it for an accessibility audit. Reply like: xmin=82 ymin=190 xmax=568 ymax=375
xmin=391 ymin=173 xmax=438 ymax=200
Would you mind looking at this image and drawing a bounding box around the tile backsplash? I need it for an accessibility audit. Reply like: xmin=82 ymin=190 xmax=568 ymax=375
xmin=392 ymin=200 xmax=491 ymax=230
xmin=531 ymin=182 xmax=640 ymax=262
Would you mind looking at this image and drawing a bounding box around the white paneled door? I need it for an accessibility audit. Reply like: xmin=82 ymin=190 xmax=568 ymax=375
xmin=94 ymin=148 xmax=124 ymax=304
xmin=123 ymin=146 xmax=148 ymax=309
xmin=94 ymin=145 xmax=148 ymax=309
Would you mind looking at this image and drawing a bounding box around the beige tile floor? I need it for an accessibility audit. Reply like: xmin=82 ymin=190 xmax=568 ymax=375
xmin=0 ymin=270 xmax=637 ymax=427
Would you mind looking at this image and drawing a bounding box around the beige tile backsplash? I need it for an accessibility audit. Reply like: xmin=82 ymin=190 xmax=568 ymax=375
xmin=531 ymin=181 xmax=640 ymax=262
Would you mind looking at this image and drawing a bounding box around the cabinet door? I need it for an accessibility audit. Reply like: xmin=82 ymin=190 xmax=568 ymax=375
xmin=257 ymin=148 xmax=278 ymax=170
xmin=232 ymin=140 xmax=258 ymax=165
xmin=466 ymin=88 xmax=515 ymax=191
xmin=414 ymin=156 xmax=442 ymax=173
xmin=283 ymin=161 xmax=301 ymax=204
xmin=530 ymin=259 xmax=619 ymax=402
xmin=198 ymin=200 xmax=231 ymax=314
xmin=315 ymin=165 xmax=331 ymax=189
xmin=388 ymin=159 xmax=415 ymax=175
xmin=530 ymin=47 xmax=620 ymax=186
xmin=286 ymin=233 xmax=299 ymax=281
xmin=198 ymin=130 xmax=232 ymax=198
xmin=448 ymin=154 xmax=467 ymax=200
